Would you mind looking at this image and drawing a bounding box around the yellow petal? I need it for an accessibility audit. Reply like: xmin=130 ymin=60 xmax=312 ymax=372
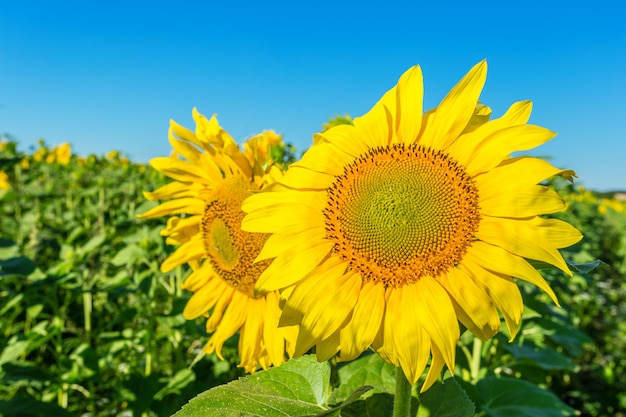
xmin=339 ymin=280 xmax=385 ymax=361
xmin=386 ymin=286 xmax=431 ymax=384
xmin=160 ymin=235 xmax=205 ymax=272
xmin=255 ymin=240 xmax=335 ymax=292
xmin=143 ymin=181 xmax=201 ymax=201
xmin=242 ymin=188 xmax=326 ymax=213
xmin=183 ymin=275 xmax=229 ymax=319
xmin=436 ymin=267 xmax=500 ymax=340
xmin=205 ymin=291 xmax=248 ymax=357
xmin=421 ymin=343 xmax=446 ymax=393
xmin=316 ymin=124 xmax=370 ymax=158
xmin=150 ymin=157 xmax=214 ymax=185
xmin=529 ymin=217 xmax=583 ymax=249
xmin=205 ymin=286 xmax=235 ymax=333
xmin=352 ymin=100 xmax=394 ymax=148
xmin=291 ymin=142 xmax=353 ymax=176
xmin=466 ymin=241 xmax=559 ymax=305
xmin=395 ymin=65 xmax=424 ymax=144
xmin=242 ymin=204 xmax=323 ymax=234
xmin=262 ymin=292 xmax=288 ymax=367
xmin=420 ymin=60 xmax=488 ymax=150
xmin=170 ymin=119 xmax=203 ymax=150
xmin=168 ymin=129 xmax=202 ymax=163
xmin=475 ymin=156 xmax=576 ymax=188
xmin=462 ymin=262 xmax=523 ymax=339
xmin=476 ymin=216 xmax=570 ymax=274
xmin=464 ymin=124 xmax=557 ymax=176
xmin=181 ymin=261 xmax=214 ymax=292
xmin=316 ymin=331 xmax=341 ymax=362
xmin=412 ymin=277 xmax=459 ymax=371
xmin=480 ymin=184 xmax=566 ymax=217
xmin=279 ymin=166 xmax=336 ymax=190
xmin=448 ymin=100 xmax=533 ymax=165
xmin=238 ymin=297 xmax=264 ymax=371
xmin=256 ymin=224 xmax=326 ymax=262
xmin=138 ymin=197 xmax=205 ymax=219
xmin=284 ymin=266 xmax=360 ymax=351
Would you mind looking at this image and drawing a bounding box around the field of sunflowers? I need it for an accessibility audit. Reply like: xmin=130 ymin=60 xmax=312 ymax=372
xmin=1 ymin=134 xmax=625 ymax=417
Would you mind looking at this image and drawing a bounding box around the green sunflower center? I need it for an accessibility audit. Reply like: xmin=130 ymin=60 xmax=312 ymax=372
xmin=324 ymin=144 xmax=480 ymax=287
xmin=201 ymin=176 xmax=270 ymax=297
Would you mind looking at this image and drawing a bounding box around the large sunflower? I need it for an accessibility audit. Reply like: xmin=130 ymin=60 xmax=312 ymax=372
xmin=139 ymin=108 xmax=296 ymax=372
xmin=241 ymin=61 xmax=582 ymax=389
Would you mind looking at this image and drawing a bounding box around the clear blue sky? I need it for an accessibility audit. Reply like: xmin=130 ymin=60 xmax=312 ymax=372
xmin=1 ymin=1 xmax=624 ymax=191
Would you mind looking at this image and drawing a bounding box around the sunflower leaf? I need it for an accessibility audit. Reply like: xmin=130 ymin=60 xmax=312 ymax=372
xmin=173 ymin=355 xmax=331 ymax=417
xmin=416 ymin=378 xmax=474 ymax=417
xmin=473 ymin=377 xmax=576 ymax=417
xmin=329 ymin=353 xmax=396 ymax=403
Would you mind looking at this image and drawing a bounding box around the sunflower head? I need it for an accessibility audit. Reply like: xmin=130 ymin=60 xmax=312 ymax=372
xmin=242 ymin=61 xmax=582 ymax=390
xmin=139 ymin=108 xmax=296 ymax=372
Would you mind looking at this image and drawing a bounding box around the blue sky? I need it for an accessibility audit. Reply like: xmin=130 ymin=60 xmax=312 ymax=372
xmin=1 ymin=1 xmax=624 ymax=190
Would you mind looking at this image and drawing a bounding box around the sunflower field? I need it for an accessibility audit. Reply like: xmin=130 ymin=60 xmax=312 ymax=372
xmin=1 ymin=134 xmax=625 ymax=417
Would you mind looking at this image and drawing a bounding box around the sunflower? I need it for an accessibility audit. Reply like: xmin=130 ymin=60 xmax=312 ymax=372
xmin=241 ymin=61 xmax=582 ymax=390
xmin=139 ymin=108 xmax=297 ymax=372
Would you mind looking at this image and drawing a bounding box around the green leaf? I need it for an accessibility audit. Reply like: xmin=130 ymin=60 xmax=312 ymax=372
xmin=475 ymin=377 xmax=576 ymax=417
xmin=0 ymin=255 xmax=36 ymax=275
xmin=0 ymin=397 xmax=74 ymax=417
xmin=79 ymin=234 xmax=107 ymax=255
xmin=174 ymin=355 xmax=331 ymax=417
xmin=1 ymin=361 xmax=53 ymax=384
xmin=504 ymin=343 xmax=575 ymax=371
xmin=330 ymin=354 xmax=396 ymax=403
xmin=0 ymin=340 xmax=30 ymax=366
xmin=565 ymin=259 xmax=605 ymax=273
xmin=154 ymin=368 xmax=196 ymax=400
xmin=338 ymin=393 xmax=395 ymax=417
xmin=111 ymin=244 xmax=143 ymax=266
xmin=417 ymin=378 xmax=474 ymax=417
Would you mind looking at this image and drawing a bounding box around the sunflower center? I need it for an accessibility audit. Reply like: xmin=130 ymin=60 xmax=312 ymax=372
xmin=324 ymin=144 xmax=480 ymax=288
xmin=201 ymin=176 xmax=270 ymax=297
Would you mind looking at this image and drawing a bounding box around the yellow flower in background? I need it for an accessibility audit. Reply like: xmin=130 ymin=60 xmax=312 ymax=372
xmin=242 ymin=61 xmax=582 ymax=390
xmin=243 ymin=130 xmax=283 ymax=166
xmin=106 ymin=150 xmax=120 ymax=160
xmin=33 ymin=147 xmax=47 ymax=162
xmin=20 ymin=159 xmax=29 ymax=169
xmin=139 ymin=108 xmax=296 ymax=372
xmin=0 ymin=171 xmax=10 ymax=190
xmin=55 ymin=143 xmax=72 ymax=164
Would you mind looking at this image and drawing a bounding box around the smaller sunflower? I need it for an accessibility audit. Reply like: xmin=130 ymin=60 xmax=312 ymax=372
xmin=139 ymin=108 xmax=296 ymax=372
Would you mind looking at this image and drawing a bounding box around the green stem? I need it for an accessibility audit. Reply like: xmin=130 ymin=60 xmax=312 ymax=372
xmin=393 ymin=366 xmax=413 ymax=417
xmin=470 ymin=337 xmax=482 ymax=382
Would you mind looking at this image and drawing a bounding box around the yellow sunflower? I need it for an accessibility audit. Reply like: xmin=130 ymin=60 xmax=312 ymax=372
xmin=241 ymin=61 xmax=582 ymax=390
xmin=139 ymin=108 xmax=297 ymax=372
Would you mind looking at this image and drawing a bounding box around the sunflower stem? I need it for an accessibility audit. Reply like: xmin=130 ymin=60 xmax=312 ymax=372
xmin=393 ymin=366 xmax=413 ymax=417
xmin=470 ymin=337 xmax=483 ymax=382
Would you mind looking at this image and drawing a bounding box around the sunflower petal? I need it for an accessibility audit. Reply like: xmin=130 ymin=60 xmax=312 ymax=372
xmin=480 ymin=184 xmax=567 ymax=217
xmin=412 ymin=277 xmax=459 ymax=370
xmin=386 ymin=286 xmax=431 ymax=384
xmin=477 ymin=216 xmax=571 ymax=274
xmin=462 ymin=261 xmax=523 ymax=339
xmin=255 ymin=240 xmax=335 ymax=292
xmin=420 ymin=61 xmax=487 ymax=150
xmin=395 ymin=65 xmax=424 ymax=144
xmin=466 ymin=241 xmax=559 ymax=304
xmin=339 ymin=280 xmax=386 ymax=361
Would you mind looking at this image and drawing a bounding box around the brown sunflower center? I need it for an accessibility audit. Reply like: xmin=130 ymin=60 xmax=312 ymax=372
xmin=201 ymin=176 xmax=270 ymax=297
xmin=324 ymin=144 xmax=480 ymax=287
